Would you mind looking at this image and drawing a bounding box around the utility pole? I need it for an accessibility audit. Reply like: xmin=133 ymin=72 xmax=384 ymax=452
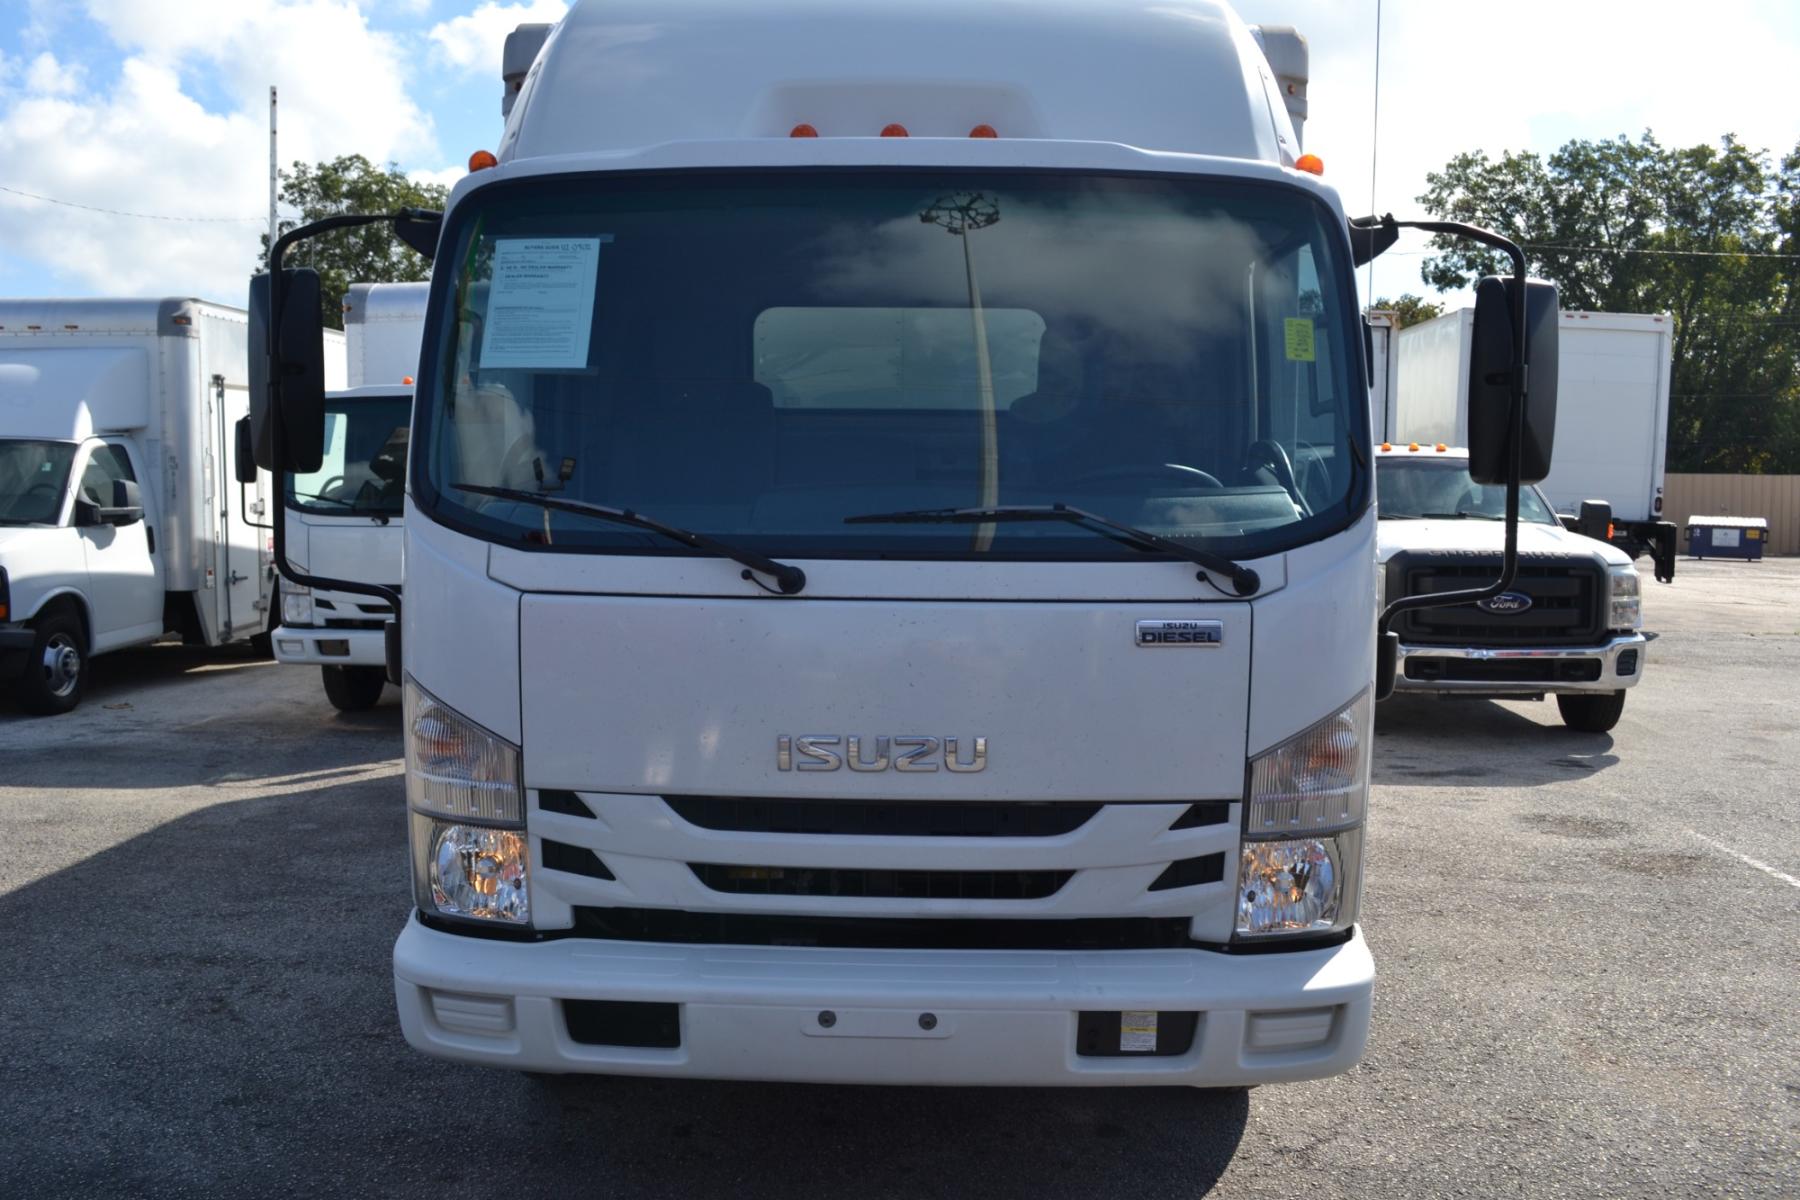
xmin=268 ymin=86 xmax=279 ymax=265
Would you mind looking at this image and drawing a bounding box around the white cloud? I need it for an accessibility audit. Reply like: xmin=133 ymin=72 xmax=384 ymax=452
xmin=429 ymin=0 xmax=567 ymax=76
xmin=408 ymin=164 xmax=468 ymax=191
xmin=0 ymin=0 xmax=440 ymax=301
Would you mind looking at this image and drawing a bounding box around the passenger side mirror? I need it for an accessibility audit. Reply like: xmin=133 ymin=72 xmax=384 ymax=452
xmin=248 ymin=269 xmax=327 ymax=474
xmin=99 ymin=478 xmax=144 ymax=526
xmin=1466 ymin=276 xmax=1558 ymax=486
xmin=234 ymin=416 xmax=258 ymax=485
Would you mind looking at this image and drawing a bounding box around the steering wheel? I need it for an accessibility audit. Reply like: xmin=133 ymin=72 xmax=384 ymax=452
xmin=1069 ymin=463 xmax=1224 ymax=489
xmin=1244 ymin=439 xmax=1311 ymax=516
xmin=317 ymin=475 xmax=346 ymax=498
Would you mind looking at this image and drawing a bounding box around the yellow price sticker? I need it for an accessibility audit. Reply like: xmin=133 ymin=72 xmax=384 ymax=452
xmin=1284 ymin=318 xmax=1316 ymax=362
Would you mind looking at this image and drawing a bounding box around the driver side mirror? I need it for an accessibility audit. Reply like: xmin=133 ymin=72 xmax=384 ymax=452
xmin=234 ymin=416 xmax=258 ymax=485
xmin=248 ymin=269 xmax=327 ymax=474
xmin=100 ymin=478 xmax=144 ymax=526
xmin=1467 ymin=276 xmax=1558 ymax=486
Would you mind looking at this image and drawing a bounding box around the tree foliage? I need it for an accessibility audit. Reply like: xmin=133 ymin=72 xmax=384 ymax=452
xmin=257 ymin=155 xmax=447 ymax=330
xmin=1417 ymin=133 xmax=1800 ymax=473
xmin=1372 ymin=294 xmax=1445 ymax=329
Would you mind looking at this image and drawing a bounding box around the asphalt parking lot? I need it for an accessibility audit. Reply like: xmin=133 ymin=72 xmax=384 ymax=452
xmin=1 ymin=559 xmax=1795 ymax=1199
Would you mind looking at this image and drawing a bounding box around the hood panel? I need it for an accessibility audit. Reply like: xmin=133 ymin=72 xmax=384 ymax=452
xmin=1377 ymin=518 xmax=1627 ymax=566
xmin=290 ymin=516 xmax=403 ymax=586
xmin=520 ymin=595 xmax=1251 ymax=801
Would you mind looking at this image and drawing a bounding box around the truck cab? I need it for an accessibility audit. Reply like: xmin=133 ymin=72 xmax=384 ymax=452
xmin=251 ymin=0 xmax=1561 ymax=1089
xmin=272 ymin=282 xmax=425 ymax=711
xmin=1376 ymin=443 xmax=1646 ymax=731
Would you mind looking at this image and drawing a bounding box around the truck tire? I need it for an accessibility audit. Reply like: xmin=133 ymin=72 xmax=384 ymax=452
xmin=1556 ymin=690 xmax=1626 ymax=733
xmin=322 ymin=665 xmax=387 ymax=712
xmin=15 ymin=612 xmax=88 ymax=716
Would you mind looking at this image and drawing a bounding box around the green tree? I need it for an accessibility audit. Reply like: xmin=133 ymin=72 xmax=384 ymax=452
xmin=258 ymin=154 xmax=447 ymax=330
xmin=1417 ymin=133 xmax=1800 ymax=473
xmin=1372 ymin=294 xmax=1444 ymax=329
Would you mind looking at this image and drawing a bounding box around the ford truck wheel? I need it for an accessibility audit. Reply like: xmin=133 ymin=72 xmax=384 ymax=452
xmin=322 ymin=665 xmax=387 ymax=712
xmin=1556 ymin=690 xmax=1626 ymax=733
xmin=17 ymin=613 xmax=88 ymax=716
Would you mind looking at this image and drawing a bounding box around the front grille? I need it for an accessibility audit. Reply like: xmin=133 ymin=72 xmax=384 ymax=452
xmin=570 ymin=907 xmax=1199 ymax=950
xmin=689 ymin=863 xmax=1071 ymax=900
xmin=1404 ymin=657 xmax=1603 ymax=684
xmin=322 ymin=618 xmax=387 ymax=630
xmin=1389 ymin=553 xmax=1605 ymax=646
xmin=665 ymin=795 xmax=1102 ymax=838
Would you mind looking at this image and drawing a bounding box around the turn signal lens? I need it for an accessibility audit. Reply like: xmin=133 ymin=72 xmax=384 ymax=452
xmin=1247 ymin=692 xmax=1371 ymax=837
xmin=404 ymin=678 xmax=522 ymax=823
xmin=468 ymin=149 xmax=498 ymax=172
xmin=1295 ymin=153 xmax=1324 ymax=175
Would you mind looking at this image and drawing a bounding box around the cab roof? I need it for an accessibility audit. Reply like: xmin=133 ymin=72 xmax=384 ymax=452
xmin=502 ymin=0 xmax=1300 ymax=166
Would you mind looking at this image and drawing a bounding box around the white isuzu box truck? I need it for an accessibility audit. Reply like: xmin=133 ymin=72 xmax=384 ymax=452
xmin=270 ymin=282 xmax=426 ymax=711
xmin=0 ymin=299 xmax=342 ymax=714
xmin=1393 ymin=308 xmax=1677 ymax=580
xmin=248 ymin=0 xmax=1563 ymax=1087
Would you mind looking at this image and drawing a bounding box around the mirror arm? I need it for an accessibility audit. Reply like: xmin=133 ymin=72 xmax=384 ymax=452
xmin=265 ymin=212 xmax=429 ymax=622
xmin=1363 ymin=216 xmax=1532 ymax=699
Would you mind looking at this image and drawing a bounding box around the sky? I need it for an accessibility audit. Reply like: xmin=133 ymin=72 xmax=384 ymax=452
xmin=1 ymin=0 xmax=1797 ymax=310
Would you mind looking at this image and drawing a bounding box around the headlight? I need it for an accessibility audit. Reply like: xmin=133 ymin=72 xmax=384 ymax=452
xmin=413 ymin=815 xmax=530 ymax=924
xmin=1237 ymin=692 xmax=1370 ymax=939
xmin=280 ymin=578 xmax=313 ymax=626
xmin=405 ymin=678 xmax=528 ymax=925
xmin=1607 ymin=565 xmax=1641 ymax=630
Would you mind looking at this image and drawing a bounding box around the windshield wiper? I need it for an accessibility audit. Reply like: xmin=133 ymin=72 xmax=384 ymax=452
xmin=453 ymin=483 xmax=806 ymax=595
xmin=1421 ymin=512 xmax=1502 ymax=521
xmin=292 ymin=490 xmax=356 ymax=508
xmin=844 ymin=503 xmax=1260 ymax=596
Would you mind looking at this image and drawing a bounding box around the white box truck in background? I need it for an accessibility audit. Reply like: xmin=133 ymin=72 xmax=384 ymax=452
xmin=1393 ymin=308 xmax=1678 ymax=580
xmin=0 ymin=299 xmax=342 ymax=714
xmin=270 ymin=282 xmax=426 ymax=711
xmin=251 ymin=0 xmax=1565 ymax=1088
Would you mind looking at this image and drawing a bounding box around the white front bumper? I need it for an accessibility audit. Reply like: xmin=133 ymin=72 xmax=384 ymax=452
xmin=393 ymin=917 xmax=1373 ymax=1086
xmin=272 ymin=625 xmax=387 ymax=667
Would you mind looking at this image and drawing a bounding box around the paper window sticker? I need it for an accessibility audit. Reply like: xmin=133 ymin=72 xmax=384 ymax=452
xmin=1284 ymin=318 xmax=1316 ymax=362
xmin=478 ymin=236 xmax=611 ymax=370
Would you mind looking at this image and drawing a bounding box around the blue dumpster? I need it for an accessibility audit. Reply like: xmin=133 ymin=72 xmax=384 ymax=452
xmin=1686 ymin=515 xmax=1767 ymax=561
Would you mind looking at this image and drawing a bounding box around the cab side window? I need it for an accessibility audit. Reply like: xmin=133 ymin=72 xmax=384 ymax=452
xmin=79 ymin=444 xmax=137 ymax=507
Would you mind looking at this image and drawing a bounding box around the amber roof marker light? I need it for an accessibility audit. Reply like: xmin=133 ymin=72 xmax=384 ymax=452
xmin=880 ymin=123 xmax=909 ymax=137
xmin=1295 ymin=153 xmax=1324 ymax=175
xmin=969 ymin=124 xmax=998 ymax=138
xmin=468 ymin=149 xmax=498 ymax=172
xmin=789 ymin=123 xmax=819 ymax=138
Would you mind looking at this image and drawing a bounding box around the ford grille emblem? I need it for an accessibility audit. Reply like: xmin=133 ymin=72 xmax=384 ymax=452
xmin=1477 ymin=591 xmax=1534 ymax=615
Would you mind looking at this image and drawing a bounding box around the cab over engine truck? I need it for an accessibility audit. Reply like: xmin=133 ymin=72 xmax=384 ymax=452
xmin=261 ymin=282 xmax=427 ymax=711
xmin=248 ymin=0 xmax=1559 ymax=1088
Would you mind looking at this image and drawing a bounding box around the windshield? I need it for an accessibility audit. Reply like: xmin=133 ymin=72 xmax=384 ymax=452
xmin=0 ymin=439 xmax=76 ymax=525
xmin=418 ymin=172 xmax=1368 ymax=560
xmin=1376 ymin=458 xmax=1557 ymax=524
xmin=286 ymin=394 xmax=411 ymax=516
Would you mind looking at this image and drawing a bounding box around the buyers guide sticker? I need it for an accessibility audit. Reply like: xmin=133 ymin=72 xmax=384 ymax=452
xmin=1120 ymin=1010 xmax=1159 ymax=1052
xmin=1284 ymin=318 xmax=1316 ymax=362
xmin=479 ymin=237 xmax=608 ymax=370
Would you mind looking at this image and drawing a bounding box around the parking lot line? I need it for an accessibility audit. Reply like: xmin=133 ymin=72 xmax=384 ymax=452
xmin=1685 ymin=830 xmax=1800 ymax=889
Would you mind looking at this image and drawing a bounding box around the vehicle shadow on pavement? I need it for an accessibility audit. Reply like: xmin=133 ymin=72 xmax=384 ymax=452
xmin=0 ymin=772 xmax=1247 ymax=1200
xmin=0 ymin=641 xmax=277 ymax=720
xmin=1374 ymin=695 xmax=1618 ymax=788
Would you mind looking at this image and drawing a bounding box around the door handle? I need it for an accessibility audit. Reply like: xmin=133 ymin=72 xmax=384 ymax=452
xmin=227 ymin=571 xmax=250 ymax=585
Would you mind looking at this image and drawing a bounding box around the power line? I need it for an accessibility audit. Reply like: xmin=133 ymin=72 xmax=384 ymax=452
xmin=0 ymin=183 xmax=266 ymax=225
xmin=1385 ymin=241 xmax=1800 ymax=260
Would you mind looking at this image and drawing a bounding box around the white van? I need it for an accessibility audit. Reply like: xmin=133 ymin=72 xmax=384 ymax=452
xmin=0 ymin=299 xmax=339 ymax=714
